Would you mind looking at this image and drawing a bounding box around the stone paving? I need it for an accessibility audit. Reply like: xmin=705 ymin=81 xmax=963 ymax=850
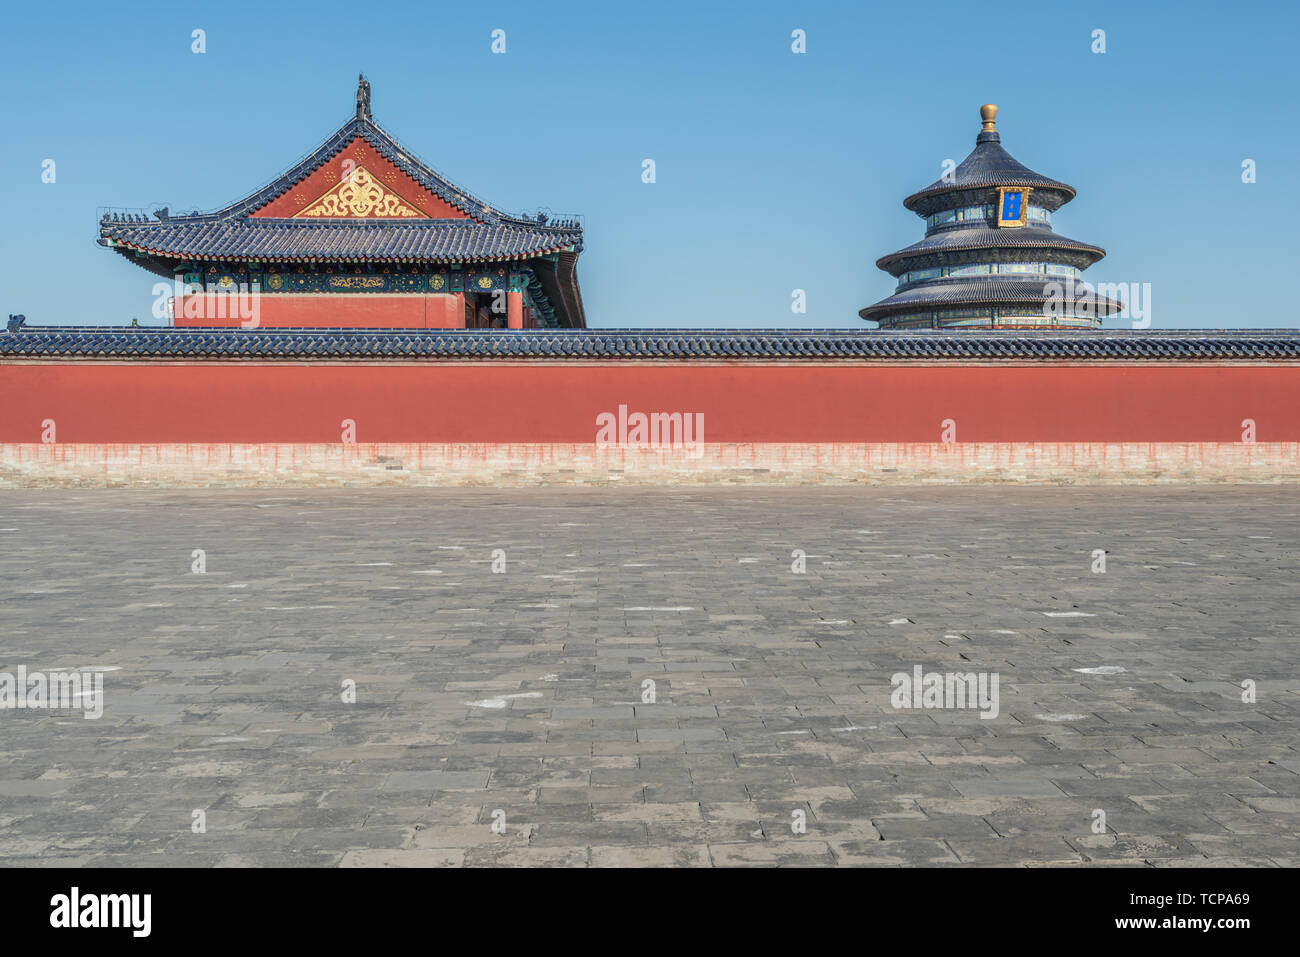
xmin=0 ymin=486 xmax=1297 ymax=867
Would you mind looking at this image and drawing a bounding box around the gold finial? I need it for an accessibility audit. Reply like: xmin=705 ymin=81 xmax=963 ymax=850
xmin=980 ymin=104 xmax=998 ymax=132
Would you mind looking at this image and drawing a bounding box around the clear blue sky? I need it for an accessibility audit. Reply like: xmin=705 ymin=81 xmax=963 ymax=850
xmin=3 ymin=0 xmax=1297 ymax=329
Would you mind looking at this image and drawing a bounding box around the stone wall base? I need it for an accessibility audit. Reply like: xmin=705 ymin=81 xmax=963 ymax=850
xmin=1 ymin=442 xmax=1296 ymax=487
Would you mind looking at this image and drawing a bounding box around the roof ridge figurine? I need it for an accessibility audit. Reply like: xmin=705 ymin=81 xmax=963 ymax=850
xmin=356 ymin=73 xmax=371 ymax=121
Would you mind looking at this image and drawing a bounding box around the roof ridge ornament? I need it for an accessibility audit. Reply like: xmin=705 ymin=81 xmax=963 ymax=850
xmin=356 ymin=74 xmax=372 ymax=121
xmin=977 ymin=103 xmax=999 ymax=144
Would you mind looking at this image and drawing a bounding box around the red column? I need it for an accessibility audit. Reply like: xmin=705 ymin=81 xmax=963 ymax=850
xmin=451 ymin=292 xmax=467 ymax=329
xmin=507 ymin=290 xmax=523 ymax=330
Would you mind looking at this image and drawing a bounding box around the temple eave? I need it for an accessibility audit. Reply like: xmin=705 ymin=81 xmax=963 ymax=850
xmin=903 ymin=180 xmax=1075 ymax=214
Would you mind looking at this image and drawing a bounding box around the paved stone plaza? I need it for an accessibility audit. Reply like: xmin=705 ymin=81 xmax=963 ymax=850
xmin=1 ymin=486 xmax=1297 ymax=867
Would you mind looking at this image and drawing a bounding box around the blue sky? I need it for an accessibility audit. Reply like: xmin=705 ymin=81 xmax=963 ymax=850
xmin=3 ymin=0 xmax=1297 ymax=329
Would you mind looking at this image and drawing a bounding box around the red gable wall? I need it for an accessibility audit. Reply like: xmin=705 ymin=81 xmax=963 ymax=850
xmin=251 ymin=138 xmax=470 ymax=219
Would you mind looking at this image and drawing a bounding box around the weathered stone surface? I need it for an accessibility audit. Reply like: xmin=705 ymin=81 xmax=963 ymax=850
xmin=2 ymin=441 xmax=1297 ymax=487
xmin=1 ymin=486 xmax=1296 ymax=866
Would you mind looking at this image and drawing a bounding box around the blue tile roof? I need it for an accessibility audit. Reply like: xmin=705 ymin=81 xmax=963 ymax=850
xmin=100 ymin=218 xmax=584 ymax=264
xmin=877 ymin=224 xmax=1106 ymax=274
xmin=905 ymin=130 xmax=1076 ymax=215
xmin=860 ymin=279 xmax=1126 ymax=323
xmin=98 ymin=114 xmax=584 ymax=264
xmin=5 ymin=327 xmax=1300 ymax=361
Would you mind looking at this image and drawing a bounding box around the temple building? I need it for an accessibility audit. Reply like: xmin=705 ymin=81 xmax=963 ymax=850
xmin=860 ymin=105 xmax=1121 ymax=329
xmin=98 ymin=77 xmax=586 ymax=329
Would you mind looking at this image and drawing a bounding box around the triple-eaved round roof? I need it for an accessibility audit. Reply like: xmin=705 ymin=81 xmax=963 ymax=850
xmin=861 ymin=105 xmax=1119 ymax=327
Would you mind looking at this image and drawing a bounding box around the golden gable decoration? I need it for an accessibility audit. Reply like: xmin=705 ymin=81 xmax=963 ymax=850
xmin=295 ymin=166 xmax=427 ymax=218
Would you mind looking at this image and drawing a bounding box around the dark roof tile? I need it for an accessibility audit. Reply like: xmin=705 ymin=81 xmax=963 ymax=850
xmin=98 ymin=115 xmax=583 ymax=264
xmin=4 ymin=327 xmax=1297 ymax=361
xmin=861 ymin=278 xmax=1125 ymax=321
xmin=905 ymin=132 xmax=1075 ymax=213
xmin=877 ymin=224 xmax=1106 ymax=273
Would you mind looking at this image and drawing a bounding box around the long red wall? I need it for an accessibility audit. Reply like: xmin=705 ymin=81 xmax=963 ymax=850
xmin=1 ymin=362 xmax=1297 ymax=444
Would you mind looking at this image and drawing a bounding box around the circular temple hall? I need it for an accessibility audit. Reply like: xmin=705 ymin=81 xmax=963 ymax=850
xmin=860 ymin=105 xmax=1123 ymax=330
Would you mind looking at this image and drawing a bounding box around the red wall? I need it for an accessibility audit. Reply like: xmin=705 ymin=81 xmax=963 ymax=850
xmin=1 ymin=362 xmax=1297 ymax=444
xmin=173 ymin=294 xmax=464 ymax=329
xmin=250 ymin=138 xmax=468 ymax=219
